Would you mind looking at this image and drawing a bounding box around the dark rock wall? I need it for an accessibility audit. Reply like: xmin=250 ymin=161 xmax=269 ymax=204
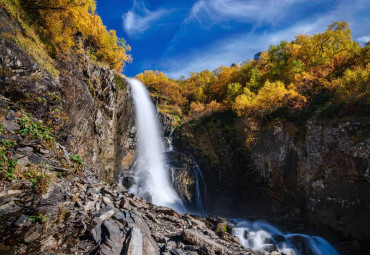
xmin=173 ymin=114 xmax=370 ymax=243
xmin=0 ymin=8 xmax=137 ymax=183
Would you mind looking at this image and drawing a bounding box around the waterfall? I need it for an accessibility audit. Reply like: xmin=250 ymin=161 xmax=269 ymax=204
xmin=231 ymin=219 xmax=340 ymax=255
xmin=127 ymin=78 xmax=185 ymax=213
xmin=191 ymin=157 xmax=208 ymax=216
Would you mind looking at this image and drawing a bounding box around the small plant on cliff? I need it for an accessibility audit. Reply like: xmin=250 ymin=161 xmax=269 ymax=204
xmin=0 ymin=124 xmax=4 ymax=134
xmin=25 ymin=167 xmax=51 ymax=194
xmin=0 ymin=146 xmax=17 ymax=181
xmin=1 ymin=139 xmax=17 ymax=148
xmin=29 ymin=214 xmax=48 ymax=224
xmin=70 ymin=154 xmax=84 ymax=175
xmin=18 ymin=116 xmax=54 ymax=146
xmin=114 ymin=74 xmax=126 ymax=90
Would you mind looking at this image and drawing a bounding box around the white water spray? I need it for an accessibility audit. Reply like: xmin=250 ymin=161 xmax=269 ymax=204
xmin=232 ymin=219 xmax=340 ymax=255
xmin=127 ymin=78 xmax=185 ymax=213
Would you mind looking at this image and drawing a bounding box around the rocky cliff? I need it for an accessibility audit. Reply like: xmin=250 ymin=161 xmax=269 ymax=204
xmin=0 ymin=8 xmax=138 ymax=183
xmin=172 ymin=113 xmax=370 ymax=253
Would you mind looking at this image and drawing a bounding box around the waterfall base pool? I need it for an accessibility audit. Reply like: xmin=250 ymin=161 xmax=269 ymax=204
xmin=231 ymin=219 xmax=340 ymax=255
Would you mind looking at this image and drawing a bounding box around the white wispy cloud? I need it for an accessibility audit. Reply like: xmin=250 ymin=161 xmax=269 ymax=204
xmin=187 ymin=0 xmax=303 ymax=26
xmin=123 ymin=0 xmax=170 ymax=37
xmin=358 ymin=35 xmax=370 ymax=44
xmin=162 ymin=0 xmax=370 ymax=78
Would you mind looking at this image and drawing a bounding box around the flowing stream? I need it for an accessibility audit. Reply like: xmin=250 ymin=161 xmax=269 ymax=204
xmin=232 ymin=219 xmax=340 ymax=255
xmin=126 ymin=77 xmax=339 ymax=255
xmin=127 ymin=78 xmax=185 ymax=213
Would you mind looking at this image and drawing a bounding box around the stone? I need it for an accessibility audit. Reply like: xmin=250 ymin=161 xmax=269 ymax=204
xmin=119 ymin=198 xmax=132 ymax=210
xmin=3 ymin=120 xmax=20 ymax=132
xmin=183 ymin=229 xmax=225 ymax=254
xmin=122 ymin=176 xmax=135 ymax=189
xmin=156 ymin=207 xmax=180 ymax=217
xmin=102 ymin=196 xmax=112 ymax=205
xmin=126 ymin=228 xmax=143 ymax=255
xmin=92 ymin=206 xmax=116 ymax=226
xmin=24 ymin=225 xmax=42 ymax=243
xmin=260 ymin=244 xmax=279 ymax=252
xmin=189 ymin=218 xmax=206 ymax=230
xmin=165 ymin=240 xmax=177 ymax=251
xmin=28 ymin=154 xmax=42 ymax=164
xmin=90 ymin=223 xmax=102 ymax=243
xmin=13 ymin=214 xmax=31 ymax=228
xmin=16 ymin=147 xmax=33 ymax=155
xmin=39 ymin=148 xmax=50 ymax=154
xmin=151 ymin=231 xmax=165 ymax=242
xmin=216 ymin=223 xmax=226 ymax=232
xmin=0 ymin=201 xmax=22 ymax=216
xmin=0 ymin=190 xmax=22 ymax=205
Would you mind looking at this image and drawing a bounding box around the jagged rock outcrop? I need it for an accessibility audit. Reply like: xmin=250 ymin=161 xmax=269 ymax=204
xmin=172 ymin=113 xmax=370 ymax=253
xmin=251 ymin=120 xmax=370 ymax=242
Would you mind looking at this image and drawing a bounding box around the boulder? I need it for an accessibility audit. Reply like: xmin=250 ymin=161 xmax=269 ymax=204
xmin=126 ymin=228 xmax=143 ymax=255
xmin=183 ymin=229 xmax=225 ymax=254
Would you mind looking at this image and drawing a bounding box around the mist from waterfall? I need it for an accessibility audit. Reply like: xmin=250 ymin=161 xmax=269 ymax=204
xmin=127 ymin=78 xmax=185 ymax=213
xmin=232 ymin=219 xmax=340 ymax=255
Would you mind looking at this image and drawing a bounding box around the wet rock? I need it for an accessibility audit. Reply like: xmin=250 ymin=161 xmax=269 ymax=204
xmin=122 ymin=176 xmax=136 ymax=189
xmin=183 ymin=229 xmax=225 ymax=254
xmin=261 ymin=244 xmax=279 ymax=252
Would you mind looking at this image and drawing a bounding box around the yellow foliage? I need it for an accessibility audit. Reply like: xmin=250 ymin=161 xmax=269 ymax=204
xmin=334 ymin=64 xmax=370 ymax=103
xmin=0 ymin=0 xmax=131 ymax=73
xmin=233 ymin=81 xmax=306 ymax=117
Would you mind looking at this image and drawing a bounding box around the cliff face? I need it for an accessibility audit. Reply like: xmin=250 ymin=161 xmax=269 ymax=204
xmin=251 ymin=120 xmax=370 ymax=241
xmin=173 ymin=114 xmax=370 ymax=246
xmin=0 ymin=8 xmax=137 ymax=183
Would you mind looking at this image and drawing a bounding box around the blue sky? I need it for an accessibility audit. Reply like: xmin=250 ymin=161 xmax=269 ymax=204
xmin=96 ymin=0 xmax=370 ymax=78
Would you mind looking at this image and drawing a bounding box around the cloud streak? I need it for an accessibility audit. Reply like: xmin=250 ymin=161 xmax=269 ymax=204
xmin=123 ymin=0 xmax=170 ymax=37
xmin=162 ymin=0 xmax=370 ymax=78
xmin=187 ymin=0 xmax=303 ymax=26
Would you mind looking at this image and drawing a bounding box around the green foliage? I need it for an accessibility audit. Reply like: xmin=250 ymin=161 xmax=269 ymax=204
xmin=18 ymin=116 xmax=54 ymax=145
xmin=0 ymin=124 xmax=4 ymax=134
xmin=1 ymin=139 xmax=17 ymax=148
xmin=29 ymin=214 xmax=48 ymax=224
xmin=226 ymin=83 xmax=243 ymax=104
xmin=0 ymin=146 xmax=17 ymax=181
xmin=114 ymin=74 xmax=126 ymax=90
xmin=25 ymin=167 xmax=51 ymax=194
xmin=69 ymin=154 xmax=83 ymax=166
xmin=69 ymin=154 xmax=84 ymax=174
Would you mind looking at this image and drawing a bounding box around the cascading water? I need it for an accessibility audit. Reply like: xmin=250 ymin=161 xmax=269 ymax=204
xmin=191 ymin=157 xmax=208 ymax=216
xmin=127 ymin=78 xmax=185 ymax=213
xmin=125 ymin=78 xmax=339 ymax=255
xmin=231 ymin=219 xmax=340 ymax=255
